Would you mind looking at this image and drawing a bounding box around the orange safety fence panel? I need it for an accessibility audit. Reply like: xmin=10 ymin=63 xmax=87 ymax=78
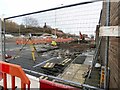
xmin=0 ymin=61 xmax=30 ymax=90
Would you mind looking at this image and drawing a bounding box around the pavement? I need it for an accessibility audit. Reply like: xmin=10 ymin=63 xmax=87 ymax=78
xmin=58 ymin=64 xmax=89 ymax=84
xmin=55 ymin=50 xmax=95 ymax=87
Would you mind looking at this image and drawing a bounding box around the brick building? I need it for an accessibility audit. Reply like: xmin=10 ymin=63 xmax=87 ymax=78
xmin=96 ymin=0 xmax=120 ymax=89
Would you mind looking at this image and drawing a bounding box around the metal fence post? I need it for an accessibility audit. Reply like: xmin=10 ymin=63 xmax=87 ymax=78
xmin=0 ymin=18 xmax=3 ymax=61
xmin=0 ymin=18 xmax=2 ymax=60
xmin=3 ymin=19 xmax=6 ymax=61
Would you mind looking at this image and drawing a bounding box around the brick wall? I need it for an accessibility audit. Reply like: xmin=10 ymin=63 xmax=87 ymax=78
xmin=99 ymin=1 xmax=120 ymax=88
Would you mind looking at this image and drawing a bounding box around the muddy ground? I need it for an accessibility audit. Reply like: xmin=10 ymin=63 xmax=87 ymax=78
xmin=59 ymin=41 xmax=91 ymax=52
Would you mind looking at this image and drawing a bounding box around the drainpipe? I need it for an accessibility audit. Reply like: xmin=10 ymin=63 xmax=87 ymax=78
xmin=104 ymin=0 xmax=110 ymax=89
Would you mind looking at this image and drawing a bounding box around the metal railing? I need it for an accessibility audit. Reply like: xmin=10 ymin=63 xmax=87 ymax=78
xmin=24 ymin=68 xmax=103 ymax=90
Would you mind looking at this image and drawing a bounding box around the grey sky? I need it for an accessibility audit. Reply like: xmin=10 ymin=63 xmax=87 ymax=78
xmin=0 ymin=0 xmax=97 ymax=17
xmin=0 ymin=0 xmax=102 ymax=36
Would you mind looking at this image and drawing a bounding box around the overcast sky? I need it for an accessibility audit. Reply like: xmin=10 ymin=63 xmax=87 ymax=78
xmin=0 ymin=0 xmax=102 ymax=36
xmin=0 ymin=0 xmax=94 ymax=17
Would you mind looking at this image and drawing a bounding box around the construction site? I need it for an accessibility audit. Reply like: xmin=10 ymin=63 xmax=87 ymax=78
xmin=0 ymin=0 xmax=120 ymax=90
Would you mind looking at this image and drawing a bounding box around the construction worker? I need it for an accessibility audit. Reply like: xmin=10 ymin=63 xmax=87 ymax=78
xmin=51 ymin=40 xmax=57 ymax=46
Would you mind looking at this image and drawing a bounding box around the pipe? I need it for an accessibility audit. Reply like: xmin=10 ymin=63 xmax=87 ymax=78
xmin=107 ymin=67 xmax=110 ymax=89
xmin=33 ymin=57 xmax=57 ymax=68
xmin=23 ymin=68 xmax=103 ymax=90
xmin=104 ymin=0 xmax=110 ymax=89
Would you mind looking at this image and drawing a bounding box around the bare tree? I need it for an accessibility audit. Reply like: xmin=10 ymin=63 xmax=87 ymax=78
xmin=5 ymin=20 xmax=19 ymax=33
xmin=23 ymin=17 xmax=38 ymax=28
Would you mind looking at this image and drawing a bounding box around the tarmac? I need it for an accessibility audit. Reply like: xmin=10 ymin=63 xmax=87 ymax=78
xmin=6 ymin=44 xmax=78 ymax=78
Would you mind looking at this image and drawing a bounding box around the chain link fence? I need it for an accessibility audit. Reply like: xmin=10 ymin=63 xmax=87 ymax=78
xmin=1 ymin=0 xmax=103 ymax=89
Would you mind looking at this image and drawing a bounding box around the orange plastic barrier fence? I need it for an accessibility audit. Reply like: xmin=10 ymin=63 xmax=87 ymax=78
xmin=0 ymin=61 xmax=30 ymax=90
xmin=16 ymin=38 xmax=74 ymax=45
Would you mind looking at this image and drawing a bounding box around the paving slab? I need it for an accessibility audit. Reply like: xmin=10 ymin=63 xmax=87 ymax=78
xmin=59 ymin=64 xmax=89 ymax=84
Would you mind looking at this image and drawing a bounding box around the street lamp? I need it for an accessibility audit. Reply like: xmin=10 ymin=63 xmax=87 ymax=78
xmin=19 ymin=26 xmax=21 ymax=36
xmin=54 ymin=4 xmax=63 ymax=39
xmin=54 ymin=10 xmax=57 ymax=39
